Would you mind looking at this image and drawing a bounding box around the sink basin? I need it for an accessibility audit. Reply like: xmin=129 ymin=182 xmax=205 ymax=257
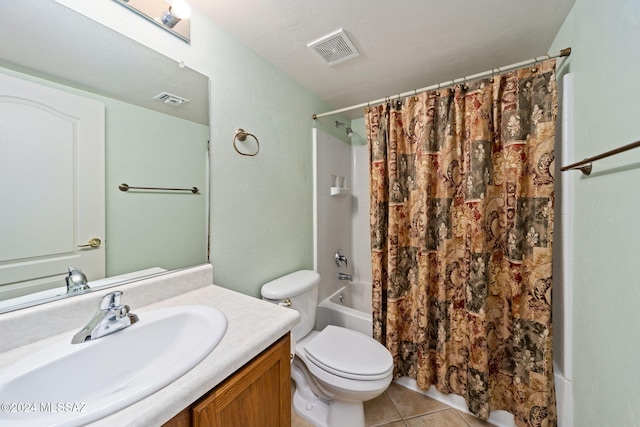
xmin=0 ymin=304 xmax=227 ymax=426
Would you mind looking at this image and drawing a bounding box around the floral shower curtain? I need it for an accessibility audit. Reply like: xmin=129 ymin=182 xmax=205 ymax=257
xmin=366 ymin=59 xmax=557 ymax=427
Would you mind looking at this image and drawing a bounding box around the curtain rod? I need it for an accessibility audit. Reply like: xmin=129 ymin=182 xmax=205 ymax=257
xmin=312 ymin=47 xmax=572 ymax=119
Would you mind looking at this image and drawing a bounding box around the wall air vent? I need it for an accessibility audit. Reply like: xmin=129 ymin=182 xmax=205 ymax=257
xmin=153 ymin=92 xmax=190 ymax=106
xmin=307 ymin=29 xmax=360 ymax=66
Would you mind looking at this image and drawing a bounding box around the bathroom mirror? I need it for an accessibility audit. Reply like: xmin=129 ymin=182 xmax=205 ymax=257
xmin=0 ymin=1 xmax=209 ymax=313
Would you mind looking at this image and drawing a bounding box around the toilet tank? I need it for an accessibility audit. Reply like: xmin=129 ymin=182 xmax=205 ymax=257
xmin=261 ymin=270 xmax=320 ymax=341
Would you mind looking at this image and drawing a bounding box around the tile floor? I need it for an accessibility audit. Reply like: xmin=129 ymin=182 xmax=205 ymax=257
xmin=292 ymin=382 xmax=496 ymax=427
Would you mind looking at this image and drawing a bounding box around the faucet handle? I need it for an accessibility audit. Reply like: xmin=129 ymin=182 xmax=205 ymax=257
xmin=121 ymin=305 xmax=139 ymax=324
xmin=99 ymin=291 xmax=123 ymax=310
xmin=65 ymin=266 xmax=90 ymax=294
xmin=335 ymin=250 xmax=348 ymax=267
xmin=115 ymin=304 xmax=129 ymax=318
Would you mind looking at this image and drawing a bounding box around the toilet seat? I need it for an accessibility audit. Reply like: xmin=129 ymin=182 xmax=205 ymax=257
xmin=304 ymin=326 xmax=393 ymax=381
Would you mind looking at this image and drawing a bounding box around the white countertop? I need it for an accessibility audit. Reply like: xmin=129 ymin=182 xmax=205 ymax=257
xmin=0 ymin=265 xmax=299 ymax=426
xmin=95 ymin=284 xmax=299 ymax=426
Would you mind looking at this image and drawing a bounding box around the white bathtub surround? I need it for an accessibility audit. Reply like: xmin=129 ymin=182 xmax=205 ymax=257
xmin=350 ymin=142 xmax=372 ymax=284
xmin=313 ymin=129 xmax=354 ymax=302
xmin=313 ymin=126 xmax=372 ymax=297
xmin=0 ymin=264 xmax=299 ymax=426
xmin=554 ymin=362 xmax=574 ymax=427
xmin=316 ymin=281 xmax=372 ymax=336
xmin=551 ymin=72 xmax=574 ymax=427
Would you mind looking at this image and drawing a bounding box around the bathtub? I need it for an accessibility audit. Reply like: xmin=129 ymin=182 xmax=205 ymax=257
xmin=316 ymin=282 xmax=372 ymax=337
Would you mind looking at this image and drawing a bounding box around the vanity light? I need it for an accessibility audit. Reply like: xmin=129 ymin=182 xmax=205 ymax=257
xmin=161 ymin=0 xmax=191 ymax=29
xmin=113 ymin=0 xmax=191 ymax=43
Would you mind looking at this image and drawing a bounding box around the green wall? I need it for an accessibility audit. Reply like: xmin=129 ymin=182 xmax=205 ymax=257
xmin=105 ymin=101 xmax=209 ymax=276
xmin=551 ymin=0 xmax=640 ymax=425
xmin=191 ymin=14 xmax=351 ymax=297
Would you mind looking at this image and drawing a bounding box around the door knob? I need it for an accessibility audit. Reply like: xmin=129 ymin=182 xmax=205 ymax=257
xmin=78 ymin=238 xmax=101 ymax=248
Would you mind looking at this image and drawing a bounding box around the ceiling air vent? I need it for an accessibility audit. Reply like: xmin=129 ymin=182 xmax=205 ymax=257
xmin=307 ymin=29 xmax=360 ymax=66
xmin=153 ymin=92 xmax=190 ymax=106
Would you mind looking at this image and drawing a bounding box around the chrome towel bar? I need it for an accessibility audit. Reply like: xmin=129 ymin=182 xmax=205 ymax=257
xmin=560 ymin=140 xmax=640 ymax=175
xmin=119 ymin=183 xmax=199 ymax=193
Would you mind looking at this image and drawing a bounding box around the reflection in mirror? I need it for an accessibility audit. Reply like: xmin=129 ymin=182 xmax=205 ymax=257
xmin=0 ymin=0 xmax=210 ymax=313
xmin=113 ymin=0 xmax=192 ymax=43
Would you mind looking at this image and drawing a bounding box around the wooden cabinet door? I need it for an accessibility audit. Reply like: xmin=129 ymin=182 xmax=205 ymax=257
xmin=192 ymin=334 xmax=291 ymax=427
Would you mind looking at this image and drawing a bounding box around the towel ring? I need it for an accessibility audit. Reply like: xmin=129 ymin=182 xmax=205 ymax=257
xmin=233 ymin=128 xmax=260 ymax=156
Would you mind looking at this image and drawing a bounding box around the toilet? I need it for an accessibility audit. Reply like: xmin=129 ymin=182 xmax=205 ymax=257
xmin=261 ymin=270 xmax=393 ymax=427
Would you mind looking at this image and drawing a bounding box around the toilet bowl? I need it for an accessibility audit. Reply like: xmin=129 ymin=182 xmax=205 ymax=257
xmin=261 ymin=270 xmax=393 ymax=427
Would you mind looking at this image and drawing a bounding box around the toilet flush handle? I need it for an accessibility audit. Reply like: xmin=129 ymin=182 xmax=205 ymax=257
xmin=279 ymin=298 xmax=292 ymax=308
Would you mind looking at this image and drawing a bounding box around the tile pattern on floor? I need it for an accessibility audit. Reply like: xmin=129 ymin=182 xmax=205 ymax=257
xmin=292 ymin=382 xmax=497 ymax=427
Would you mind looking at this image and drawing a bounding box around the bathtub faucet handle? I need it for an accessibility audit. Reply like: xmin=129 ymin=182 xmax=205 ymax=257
xmin=335 ymin=250 xmax=348 ymax=267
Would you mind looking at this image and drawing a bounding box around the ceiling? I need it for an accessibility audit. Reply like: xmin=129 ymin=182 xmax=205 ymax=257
xmin=191 ymin=0 xmax=576 ymax=118
xmin=0 ymin=1 xmax=576 ymax=122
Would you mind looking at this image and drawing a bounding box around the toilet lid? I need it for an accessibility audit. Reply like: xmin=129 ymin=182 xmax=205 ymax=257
xmin=304 ymin=326 xmax=393 ymax=380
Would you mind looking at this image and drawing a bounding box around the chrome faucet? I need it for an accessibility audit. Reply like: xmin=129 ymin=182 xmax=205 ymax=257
xmin=71 ymin=291 xmax=139 ymax=344
xmin=335 ymin=250 xmax=348 ymax=267
xmin=338 ymin=272 xmax=352 ymax=281
xmin=66 ymin=266 xmax=90 ymax=294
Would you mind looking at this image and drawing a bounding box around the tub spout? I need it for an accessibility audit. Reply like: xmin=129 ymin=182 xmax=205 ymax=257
xmin=338 ymin=272 xmax=352 ymax=281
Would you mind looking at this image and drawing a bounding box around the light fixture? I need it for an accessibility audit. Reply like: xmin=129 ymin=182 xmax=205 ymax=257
xmin=335 ymin=121 xmax=353 ymax=138
xmin=161 ymin=0 xmax=191 ymax=29
xmin=114 ymin=0 xmax=191 ymax=43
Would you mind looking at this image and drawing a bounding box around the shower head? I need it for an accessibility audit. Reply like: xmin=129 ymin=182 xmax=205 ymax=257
xmin=335 ymin=121 xmax=353 ymax=138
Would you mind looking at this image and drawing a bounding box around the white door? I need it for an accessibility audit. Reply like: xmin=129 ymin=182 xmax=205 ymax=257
xmin=0 ymin=72 xmax=105 ymax=299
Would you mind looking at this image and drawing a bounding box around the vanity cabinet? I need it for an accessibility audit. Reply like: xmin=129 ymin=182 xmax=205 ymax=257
xmin=164 ymin=334 xmax=291 ymax=427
